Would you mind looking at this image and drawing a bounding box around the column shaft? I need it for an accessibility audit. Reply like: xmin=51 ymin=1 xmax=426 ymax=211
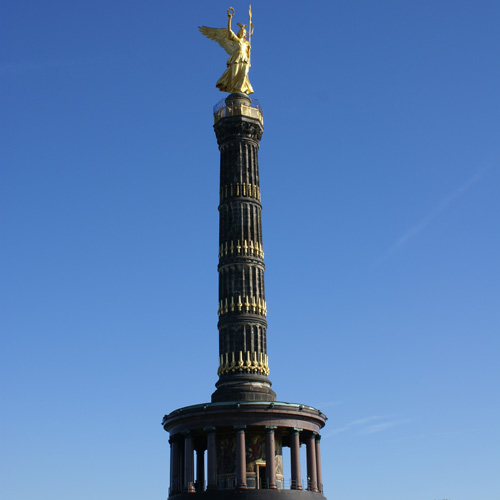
xmin=290 ymin=430 xmax=302 ymax=490
xmin=206 ymin=429 xmax=217 ymax=490
xmin=306 ymin=434 xmax=318 ymax=492
xmin=265 ymin=427 xmax=277 ymax=489
xmin=212 ymin=95 xmax=276 ymax=404
xmin=235 ymin=428 xmax=247 ymax=489
xmin=316 ymin=436 xmax=323 ymax=493
xmin=170 ymin=439 xmax=181 ymax=495
xmin=184 ymin=434 xmax=195 ymax=493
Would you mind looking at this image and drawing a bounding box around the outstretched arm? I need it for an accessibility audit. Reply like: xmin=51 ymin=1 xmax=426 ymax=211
xmin=227 ymin=7 xmax=234 ymax=32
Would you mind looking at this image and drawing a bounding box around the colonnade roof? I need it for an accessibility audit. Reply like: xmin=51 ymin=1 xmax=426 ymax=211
xmin=165 ymin=400 xmax=326 ymax=417
xmin=163 ymin=401 xmax=328 ymax=437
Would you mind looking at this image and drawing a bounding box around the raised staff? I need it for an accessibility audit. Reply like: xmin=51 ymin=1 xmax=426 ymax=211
xmin=248 ymin=5 xmax=253 ymax=47
xmin=199 ymin=6 xmax=254 ymax=95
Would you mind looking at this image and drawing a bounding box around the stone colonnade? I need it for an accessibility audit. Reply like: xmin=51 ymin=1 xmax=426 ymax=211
xmin=168 ymin=426 xmax=323 ymax=496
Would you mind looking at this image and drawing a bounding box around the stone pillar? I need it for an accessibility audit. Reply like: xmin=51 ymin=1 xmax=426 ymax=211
xmin=205 ymin=427 xmax=217 ymax=490
xmin=315 ymin=434 xmax=323 ymax=493
xmin=265 ymin=426 xmax=277 ymax=489
xmin=169 ymin=437 xmax=181 ymax=495
xmin=184 ymin=433 xmax=195 ymax=493
xmin=305 ymin=433 xmax=318 ymax=492
xmin=212 ymin=93 xmax=276 ymax=404
xmin=195 ymin=448 xmax=205 ymax=492
xmin=290 ymin=428 xmax=302 ymax=490
xmin=235 ymin=426 xmax=247 ymax=489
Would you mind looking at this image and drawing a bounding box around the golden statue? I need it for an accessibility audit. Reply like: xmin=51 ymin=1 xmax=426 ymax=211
xmin=199 ymin=6 xmax=254 ymax=95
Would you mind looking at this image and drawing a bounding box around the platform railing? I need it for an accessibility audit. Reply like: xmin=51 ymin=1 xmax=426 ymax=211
xmin=213 ymin=97 xmax=263 ymax=124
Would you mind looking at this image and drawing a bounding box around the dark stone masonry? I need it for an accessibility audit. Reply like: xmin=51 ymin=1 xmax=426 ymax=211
xmin=163 ymin=93 xmax=327 ymax=500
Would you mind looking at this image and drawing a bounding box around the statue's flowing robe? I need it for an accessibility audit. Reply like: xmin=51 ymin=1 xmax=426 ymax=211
xmin=216 ymin=38 xmax=253 ymax=95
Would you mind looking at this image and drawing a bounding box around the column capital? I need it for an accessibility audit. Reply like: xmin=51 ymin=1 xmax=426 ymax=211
xmin=234 ymin=425 xmax=247 ymax=432
xmin=292 ymin=427 xmax=303 ymax=434
xmin=204 ymin=427 xmax=217 ymax=433
xmin=265 ymin=425 xmax=278 ymax=433
xmin=315 ymin=433 xmax=322 ymax=441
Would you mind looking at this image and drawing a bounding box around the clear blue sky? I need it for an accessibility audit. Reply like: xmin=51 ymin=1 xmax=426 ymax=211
xmin=2 ymin=1 xmax=499 ymax=499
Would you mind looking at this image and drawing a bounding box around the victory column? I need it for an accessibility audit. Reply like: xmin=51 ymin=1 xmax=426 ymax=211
xmin=163 ymin=7 xmax=328 ymax=499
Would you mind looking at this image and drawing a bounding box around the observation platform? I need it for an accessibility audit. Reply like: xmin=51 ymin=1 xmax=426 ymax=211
xmin=214 ymin=94 xmax=263 ymax=125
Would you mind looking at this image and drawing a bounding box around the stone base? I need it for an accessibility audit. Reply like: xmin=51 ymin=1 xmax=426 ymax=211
xmin=212 ymin=373 xmax=277 ymax=402
xmin=170 ymin=490 xmax=326 ymax=500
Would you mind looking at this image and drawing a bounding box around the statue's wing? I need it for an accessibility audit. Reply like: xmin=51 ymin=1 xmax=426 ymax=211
xmin=198 ymin=26 xmax=238 ymax=56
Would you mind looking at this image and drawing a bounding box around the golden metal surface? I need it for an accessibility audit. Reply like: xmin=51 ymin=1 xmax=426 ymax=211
xmin=199 ymin=6 xmax=254 ymax=94
xmin=220 ymin=182 xmax=261 ymax=202
xmin=218 ymin=295 xmax=266 ymax=317
xmin=219 ymin=239 xmax=264 ymax=258
xmin=218 ymin=350 xmax=270 ymax=376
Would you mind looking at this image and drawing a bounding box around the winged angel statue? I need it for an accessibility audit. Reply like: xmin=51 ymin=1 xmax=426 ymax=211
xmin=199 ymin=6 xmax=254 ymax=95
